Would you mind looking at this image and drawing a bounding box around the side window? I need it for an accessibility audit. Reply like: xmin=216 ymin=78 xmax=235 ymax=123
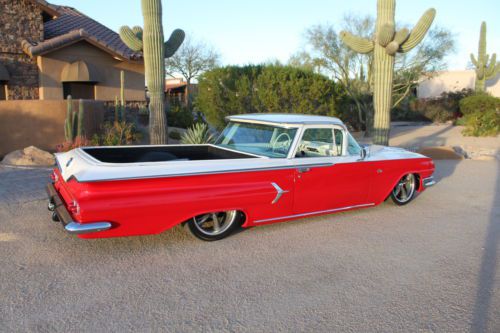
xmin=296 ymin=128 xmax=335 ymax=158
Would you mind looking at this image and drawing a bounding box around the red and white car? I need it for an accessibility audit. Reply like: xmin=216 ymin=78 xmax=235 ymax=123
xmin=47 ymin=114 xmax=436 ymax=241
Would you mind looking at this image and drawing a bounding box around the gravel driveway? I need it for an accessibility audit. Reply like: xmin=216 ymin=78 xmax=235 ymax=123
xmin=0 ymin=160 xmax=499 ymax=332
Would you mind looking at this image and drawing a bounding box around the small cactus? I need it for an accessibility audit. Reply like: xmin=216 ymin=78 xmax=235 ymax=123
xmin=114 ymin=96 xmax=120 ymax=123
xmin=119 ymin=0 xmax=185 ymax=144
xmin=120 ymin=70 xmax=126 ymax=121
xmin=471 ymin=22 xmax=500 ymax=93
xmin=340 ymin=0 xmax=436 ymax=146
xmin=64 ymin=95 xmax=85 ymax=142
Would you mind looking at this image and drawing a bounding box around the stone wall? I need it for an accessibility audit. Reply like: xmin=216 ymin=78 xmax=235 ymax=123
xmin=0 ymin=0 xmax=43 ymax=100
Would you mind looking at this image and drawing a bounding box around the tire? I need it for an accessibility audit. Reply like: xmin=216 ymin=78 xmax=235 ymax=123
xmin=185 ymin=210 xmax=241 ymax=241
xmin=390 ymin=174 xmax=417 ymax=206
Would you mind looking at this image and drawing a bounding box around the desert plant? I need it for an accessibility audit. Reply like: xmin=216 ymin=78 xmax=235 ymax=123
xmin=56 ymin=136 xmax=91 ymax=152
xmin=119 ymin=0 xmax=185 ymax=144
xmin=167 ymin=103 xmax=194 ymax=128
xmin=180 ymin=123 xmax=214 ymax=144
xmin=92 ymin=121 xmax=142 ymax=146
xmin=64 ymin=96 xmax=85 ymax=142
xmin=459 ymin=95 xmax=500 ymax=136
xmin=471 ymin=22 xmax=500 ymax=93
xmin=120 ymin=70 xmax=126 ymax=121
xmin=340 ymin=0 xmax=436 ymax=145
xmin=168 ymin=129 xmax=181 ymax=140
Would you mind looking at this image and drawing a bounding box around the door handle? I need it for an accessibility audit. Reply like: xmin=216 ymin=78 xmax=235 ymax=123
xmin=297 ymin=167 xmax=311 ymax=173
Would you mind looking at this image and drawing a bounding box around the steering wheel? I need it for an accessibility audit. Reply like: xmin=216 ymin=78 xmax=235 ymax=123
xmin=271 ymin=133 xmax=292 ymax=154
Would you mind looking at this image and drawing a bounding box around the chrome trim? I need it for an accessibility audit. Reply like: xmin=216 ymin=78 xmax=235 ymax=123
xmin=79 ymin=162 xmax=335 ymax=183
xmin=423 ymin=176 xmax=436 ymax=188
xmin=64 ymin=222 xmax=112 ymax=235
xmin=254 ymin=203 xmax=375 ymax=223
xmin=271 ymin=182 xmax=289 ymax=204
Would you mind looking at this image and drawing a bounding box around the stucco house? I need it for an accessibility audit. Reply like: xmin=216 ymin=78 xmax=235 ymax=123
xmin=0 ymin=0 xmax=145 ymax=101
xmin=417 ymin=70 xmax=500 ymax=99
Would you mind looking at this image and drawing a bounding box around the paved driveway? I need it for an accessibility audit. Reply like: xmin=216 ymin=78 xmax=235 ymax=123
xmin=0 ymin=160 xmax=499 ymax=332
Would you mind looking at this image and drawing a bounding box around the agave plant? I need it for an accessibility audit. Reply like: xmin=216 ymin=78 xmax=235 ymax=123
xmin=180 ymin=123 xmax=215 ymax=144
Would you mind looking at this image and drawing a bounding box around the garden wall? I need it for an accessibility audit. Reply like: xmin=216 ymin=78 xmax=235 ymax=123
xmin=0 ymin=100 xmax=104 ymax=156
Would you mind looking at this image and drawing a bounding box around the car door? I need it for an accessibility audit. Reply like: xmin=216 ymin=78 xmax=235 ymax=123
xmin=292 ymin=126 xmax=372 ymax=215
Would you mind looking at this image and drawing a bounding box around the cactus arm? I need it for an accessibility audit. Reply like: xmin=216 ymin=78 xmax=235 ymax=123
xmin=378 ymin=23 xmax=395 ymax=47
xmin=132 ymin=26 xmax=143 ymax=40
xmin=340 ymin=31 xmax=375 ymax=54
xmin=399 ymin=8 xmax=436 ymax=53
xmin=164 ymin=29 xmax=185 ymax=58
xmin=119 ymin=26 xmax=143 ymax=51
xmin=393 ymin=28 xmax=410 ymax=45
xmin=485 ymin=54 xmax=497 ymax=78
xmin=470 ymin=54 xmax=478 ymax=67
xmin=65 ymin=95 xmax=73 ymax=141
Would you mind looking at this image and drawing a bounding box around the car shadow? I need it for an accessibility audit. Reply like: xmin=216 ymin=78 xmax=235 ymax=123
xmin=471 ymin=155 xmax=500 ymax=332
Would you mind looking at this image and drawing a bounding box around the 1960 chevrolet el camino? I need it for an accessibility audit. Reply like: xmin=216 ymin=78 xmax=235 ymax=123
xmin=47 ymin=114 xmax=436 ymax=241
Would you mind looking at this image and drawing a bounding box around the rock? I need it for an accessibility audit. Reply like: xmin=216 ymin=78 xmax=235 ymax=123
xmin=1 ymin=146 xmax=55 ymax=166
xmin=417 ymin=147 xmax=464 ymax=160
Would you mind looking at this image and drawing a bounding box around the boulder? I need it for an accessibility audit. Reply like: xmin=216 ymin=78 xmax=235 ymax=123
xmin=1 ymin=146 xmax=55 ymax=166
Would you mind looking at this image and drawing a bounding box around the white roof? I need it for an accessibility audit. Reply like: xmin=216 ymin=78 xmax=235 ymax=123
xmin=227 ymin=114 xmax=345 ymax=126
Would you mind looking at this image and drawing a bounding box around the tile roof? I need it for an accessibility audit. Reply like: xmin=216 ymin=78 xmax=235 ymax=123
xmin=23 ymin=0 xmax=142 ymax=61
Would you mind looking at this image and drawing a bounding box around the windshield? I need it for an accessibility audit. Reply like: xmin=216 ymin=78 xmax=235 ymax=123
xmin=215 ymin=122 xmax=298 ymax=158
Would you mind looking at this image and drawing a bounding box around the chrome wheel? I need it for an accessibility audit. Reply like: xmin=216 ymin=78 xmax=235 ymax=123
xmin=192 ymin=210 xmax=238 ymax=237
xmin=392 ymin=174 xmax=416 ymax=205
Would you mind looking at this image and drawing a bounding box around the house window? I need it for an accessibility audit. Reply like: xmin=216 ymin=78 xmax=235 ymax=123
xmin=63 ymin=82 xmax=95 ymax=100
xmin=0 ymin=83 xmax=6 ymax=100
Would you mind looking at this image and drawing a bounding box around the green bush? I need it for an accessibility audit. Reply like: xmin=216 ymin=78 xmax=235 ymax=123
xmin=458 ymin=95 xmax=500 ymax=137
xmin=167 ymin=104 xmax=194 ymax=128
xmin=459 ymin=94 xmax=500 ymax=116
xmin=169 ymin=130 xmax=181 ymax=140
xmin=407 ymin=89 xmax=474 ymax=123
xmin=197 ymin=65 xmax=343 ymax=129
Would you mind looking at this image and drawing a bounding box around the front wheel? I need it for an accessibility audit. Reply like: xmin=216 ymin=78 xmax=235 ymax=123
xmin=390 ymin=174 xmax=417 ymax=206
xmin=185 ymin=210 xmax=241 ymax=241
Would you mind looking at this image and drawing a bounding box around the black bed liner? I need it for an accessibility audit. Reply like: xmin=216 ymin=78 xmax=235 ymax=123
xmin=82 ymin=145 xmax=258 ymax=163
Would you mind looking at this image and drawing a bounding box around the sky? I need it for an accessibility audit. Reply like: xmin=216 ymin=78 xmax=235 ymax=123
xmin=51 ymin=0 xmax=500 ymax=70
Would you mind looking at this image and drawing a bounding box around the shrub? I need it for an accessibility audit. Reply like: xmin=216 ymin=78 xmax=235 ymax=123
xmin=408 ymin=89 xmax=475 ymax=123
xmin=197 ymin=65 xmax=343 ymax=129
xmin=92 ymin=121 xmax=142 ymax=146
xmin=181 ymin=123 xmax=215 ymax=144
xmin=56 ymin=136 xmax=91 ymax=152
xmin=167 ymin=104 xmax=194 ymax=128
xmin=458 ymin=95 xmax=500 ymax=137
xmin=169 ymin=130 xmax=181 ymax=140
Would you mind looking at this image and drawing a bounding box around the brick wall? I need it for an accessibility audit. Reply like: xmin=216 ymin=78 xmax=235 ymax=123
xmin=0 ymin=0 xmax=43 ymax=99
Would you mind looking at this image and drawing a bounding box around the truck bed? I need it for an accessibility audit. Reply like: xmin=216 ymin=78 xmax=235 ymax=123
xmin=82 ymin=145 xmax=258 ymax=163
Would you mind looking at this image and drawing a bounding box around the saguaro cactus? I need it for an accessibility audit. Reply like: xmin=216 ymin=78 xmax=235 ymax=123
xmin=340 ymin=0 xmax=436 ymax=146
xmin=119 ymin=0 xmax=185 ymax=144
xmin=471 ymin=22 xmax=500 ymax=93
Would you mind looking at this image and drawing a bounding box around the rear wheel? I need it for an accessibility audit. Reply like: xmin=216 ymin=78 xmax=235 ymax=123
xmin=185 ymin=210 xmax=241 ymax=241
xmin=390 ymin=174 xmax=417 ymax=206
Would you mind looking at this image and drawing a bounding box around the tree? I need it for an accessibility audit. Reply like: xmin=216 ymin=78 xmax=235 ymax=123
xmin=165 ymin=36 xmax=220 ymax=107
xmin=197 ymin=64 xmax=345 ymax=129
xmin=289 ymin=13 xmax=455 ymax=137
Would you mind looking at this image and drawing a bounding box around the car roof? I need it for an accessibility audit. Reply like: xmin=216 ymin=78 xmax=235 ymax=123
xmin=226 ymin=113 xmax=345 ymax=126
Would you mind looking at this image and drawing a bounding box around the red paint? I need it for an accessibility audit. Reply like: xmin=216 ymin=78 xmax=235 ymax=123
xmin=50 ymin=157 xmax=434 ymax=239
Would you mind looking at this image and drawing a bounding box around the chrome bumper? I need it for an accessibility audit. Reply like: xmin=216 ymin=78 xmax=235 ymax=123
xmin=46 ymin=183 xmax=112 ymax=235
xmin=423 ymin=176 xmax=436 ymax=188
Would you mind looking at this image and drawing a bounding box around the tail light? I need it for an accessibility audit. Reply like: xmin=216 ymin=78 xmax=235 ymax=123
xmin=68 ymin=200 xmax=80 ymax=215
